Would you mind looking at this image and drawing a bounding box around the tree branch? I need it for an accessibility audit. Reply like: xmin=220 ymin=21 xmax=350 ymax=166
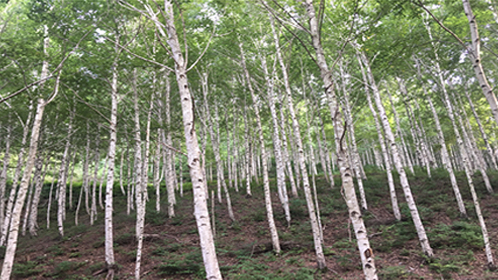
xmin=413 ymin=0 xmax=473 ymax=57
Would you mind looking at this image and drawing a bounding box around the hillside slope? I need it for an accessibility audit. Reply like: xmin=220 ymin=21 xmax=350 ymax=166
xmin=3 ymin=168 xmax=498 ymax=279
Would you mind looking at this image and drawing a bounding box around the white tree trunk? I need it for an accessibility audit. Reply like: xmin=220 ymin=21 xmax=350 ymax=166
xmin=260 ymin=53 xmax=291 ymax=226
xmin=398 ymin=78 xmax=431 ymax=177
xmin=200 ymin=72 xmax=235 ymax=221
xmin=357 ymin=54 xmax=401 ymax=221
xmin=0 ymin=101 xmax=33 ymax=246
xmin=1 ymin=99 xmax=45 ymax=279
xmin=56 ymin=103 xmax=74 ymax=236
xmin=68 ymin=150 xmax=76 ymax=209
xmin=358 ymin=49 xmax=433 ymax=257
xmin=240 ymin=42 xmax=281 ymax=254
xmin=243 ymin=105 xmax=253 ymax=197
xmin=464 ymin=85 xmax=497 ymax=169
xmin=46 ymin=163 xmax=57 ymax=229
xmin=414 ymin=58 xmax=467 ymax=217
xmin=339 ymin=63 xmax=368 ymax=210
xmin=90 ymin=127 xmax=100 ymax=226
xmin=450 ymin=85 xmax=493 ymax=193
xmin=98 ymin=156 xmax=108 ymax=210
xmin=164 ymin=73 xmax=176 ymax=218
xmin=83 ymin=121 xmax=91 ymax=216
xmin=385 ymin=84 xmax=414 ymax=174
xmin=462 ymin=0 xmax=498 ymax=127
xmin=153 ymin=2 xmax=222 ymax=278
xmin=0 ymin=122 xmax=12 ymax=238
xmin=301 ymin=2 xmax=378 ymax=273
xmin=132 ymin=69 xmax=146 ymax=280
xmin=269 ymin=16 xmax=301 ymax=196
xmin=154 ymin=135 xmax=162 ymax=212
xmin=104 ymin=39 xmax=119 ymax=277
xmin=437 ymin=64 xmax=495 ymax=267
xmin=1 ymin=89 xmax=58 ymax=279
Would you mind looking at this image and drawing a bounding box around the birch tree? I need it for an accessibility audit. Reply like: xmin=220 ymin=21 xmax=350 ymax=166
xmin=358 ymin=48 xmax=434 ymax=257
xmin=1 ymin=68 xmax=62 ymax=279
xmin=122 ymin=1 xmax=224 ymax=278
xmin=240 ymin=42 xmax=281 ymax=254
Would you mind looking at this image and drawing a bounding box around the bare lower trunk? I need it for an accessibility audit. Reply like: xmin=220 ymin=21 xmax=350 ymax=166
xmin=240 ymin=42 xmax=281 ymax=254
xmin=359 ymin=49 xmax=433 ymax=257
xmin=357 ymin=54 xmax=400 ymax=221
xmin=0 ymin=102 xmax=33 ymax=246
xmin=1 ymin=98 xmax=46 ymax=280
xmin=132 ymin=69 xmax=146 ymax=280
xmin=164 ymin=73 xmax=176 ymax=218
xmin=464 ymin=85 xmax=497 ymax=169
xmin=56 ymin=105 xmax=74 ymax=236
xmin=414 ymin=57 xmax=467 ymax=217
xmin=0 ymin=122 xmax=12 ymax=238
xmin=83 ymin=122 xmax=91 ymax=216
xmin=157 ymin=2 xmax=222 ymax=277
xmin=26 ymin=150 xmax=46 ymax=236
xmin=105 ymin=39 xmax=119 ymax=277
xmin=200 ymin=72 xmax=234 ymax=221
xmin=385 ymin=84 xmax=413 ymax=173
xmin=261 ymin=53 xmax=290 ymax=226
xmin=243 ymin=105 xmax=253 ymax=197
xmin=339 ymin=63 xmax=367 ymax=210
xmin=90 ymin=128 xmax=101 ymax=226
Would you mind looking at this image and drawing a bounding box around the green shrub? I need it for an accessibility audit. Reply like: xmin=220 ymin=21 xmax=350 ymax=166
xmin=12 ymin=261 xmax=43 ymax=278
xmin=156 ymin=252 xmax=203 ymax=276
xmin=250 ymin=208 xmax=266 ymax=222
xmin=45 ymin=261 xmax=87 ymax=278
xmin=289 ymin=198 xmax=307 ymax=220
xmin=114 ymin=232 xmax=134 ymax=246
xmin=379 ymin=266 xmax=411 ymax=279
xmin=428 ymin=221 xmax=482 ymax=250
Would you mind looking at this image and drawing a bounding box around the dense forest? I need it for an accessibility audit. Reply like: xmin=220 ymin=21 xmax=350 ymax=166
xmin=1 ymin=0 xmax=498 ymax=279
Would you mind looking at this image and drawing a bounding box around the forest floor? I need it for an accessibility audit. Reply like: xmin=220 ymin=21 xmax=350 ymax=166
xmin=3 ymin=167 xmax=498 ymax=279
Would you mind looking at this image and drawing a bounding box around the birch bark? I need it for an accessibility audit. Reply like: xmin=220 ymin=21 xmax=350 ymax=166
xmin=302 ymin=1 xmax=377 ymax=275
xmin=90 ymin=127 xmax=100 ymax=226
xmin=385 ymin=84 xmax=413 ymax=173
xmin=339 ymin=63 xmax=367 ymax=210
xmin=0 ymin=101 xmax=32 ymax=246
xmin=461 ymin=0 xmax=498 ymax=127
xmin=1 ymin=66 xmax=61 ymax=278
xmin=200 ymin=72 xmax=234 ymax=221
xmin=0 ymin=99 xmax=45 ymax=280
xmin=269 ymin=16 xmax=300 ymax=196
xmin=437 ymin=70 xmax=495 ymax=268
xmin=0 ymin=122 xmax=11 ymax=237
xmin=424 ymin=28 xmax=496 ymax=266
xmin=358 ymin=49 xmax=433 ymax=257
xmin=28 ymin=149 xmax=48 ymax=235
xmin=243 ymin=104 xmax=252 ymax=197
xmin=414 ymin=58 xmax=467 ymax=217
xmin=132 ymin=69 xmax=146 ymax=280
xmin=153 ymin=2 xmax=222 ymax=277
xmin=240 ymin=42 xmax=281 ymax=254
xmin=104 ymin=36 xmax=119 ymax=277
xmin=357 ymin=54 xmax=400 ymax=221
xmin=164 ymin=73 xmax=176 ymax=218
xmin=83 ymin=121 xmax=91 ymax=216
xmin=397 ymin=78 xmax=431 ymax=177
xmin=450 ymin=86 xmax=493 ymax=193
xmin=260 ymin=53 xmax=291 ymax=226
xmin=56 ymin=102 xmax=75 ymax=236
xmin=463 ymin=84 xmax=497 ymax=170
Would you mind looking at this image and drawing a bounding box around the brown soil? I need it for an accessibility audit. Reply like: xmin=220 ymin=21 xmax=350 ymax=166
xmin=6 ymin=170 xmax=498 ymax=279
